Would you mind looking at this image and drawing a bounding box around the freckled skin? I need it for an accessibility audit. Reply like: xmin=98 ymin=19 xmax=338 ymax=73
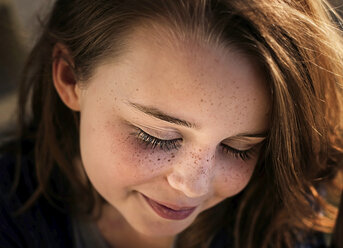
xmin=77 ymin=26 xmax=270 ymax=247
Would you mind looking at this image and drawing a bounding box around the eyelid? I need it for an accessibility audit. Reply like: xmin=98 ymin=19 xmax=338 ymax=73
xmin=222 ymin=139 xmax=265 ymax=151
xmin=133 ymin=125 xmax=182 ymax=140
xmin=134 ymin=128 xmax=182 ymax=151
xmin=222 ymin=143 xmax=255 ymax=151
xmin=221 ymin=144 xmax=255 ymax=161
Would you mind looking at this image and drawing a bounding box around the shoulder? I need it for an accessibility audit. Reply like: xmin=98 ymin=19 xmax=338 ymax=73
xmin=0 ymin=139 xmax=74 ymax=248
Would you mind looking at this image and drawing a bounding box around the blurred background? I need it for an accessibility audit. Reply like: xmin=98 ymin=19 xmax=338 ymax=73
xmin=0 ymin=0 xmax=54 ymax=137
xmin=0 ymin=0 xmax=342 ymax=137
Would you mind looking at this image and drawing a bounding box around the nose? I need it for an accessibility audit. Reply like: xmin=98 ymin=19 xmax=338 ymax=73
xmin=166 ymin=149 xmax=215 ymax=198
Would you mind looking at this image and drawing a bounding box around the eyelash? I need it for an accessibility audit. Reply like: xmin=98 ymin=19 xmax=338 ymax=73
xmin=221 ymin=144 xmax=253 ymax=161
xmin=134 ymin=129 xmax=255 ymax=161
xmin=134 ymin=129 xmax=182 ymax=151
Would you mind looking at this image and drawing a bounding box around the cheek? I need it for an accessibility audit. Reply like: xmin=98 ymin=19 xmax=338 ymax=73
xmin=79 ymin=117 xmax=173 ymax=196
xmin=214 ymin=156 xmax=257 ymax=197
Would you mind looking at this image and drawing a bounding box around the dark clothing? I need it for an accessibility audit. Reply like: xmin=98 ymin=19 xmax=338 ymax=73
xmin=0 ymin=141 xmax=74 ymax=248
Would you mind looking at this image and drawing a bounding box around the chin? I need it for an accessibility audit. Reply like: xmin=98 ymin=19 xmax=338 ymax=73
xmin=129 ymin=216 xmax=194 ymax=238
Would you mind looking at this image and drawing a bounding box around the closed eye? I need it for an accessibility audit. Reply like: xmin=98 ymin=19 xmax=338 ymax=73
xmin=220 ymin=144 xmax=255 ymax=161
xmin=133 ymin=128 xmax=182 ymax=151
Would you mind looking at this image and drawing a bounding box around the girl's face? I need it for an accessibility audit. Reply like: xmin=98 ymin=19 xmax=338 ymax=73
xmin=77 ymin=27 xmax=270 ymax=237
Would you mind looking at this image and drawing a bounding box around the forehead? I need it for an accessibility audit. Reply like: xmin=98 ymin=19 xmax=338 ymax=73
xmin=96 ymin=25 xmax=270 ymax=136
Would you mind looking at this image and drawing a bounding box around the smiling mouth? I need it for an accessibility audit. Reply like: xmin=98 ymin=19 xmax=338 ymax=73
xmin=141 ymin=194 xmax=197 ymax=220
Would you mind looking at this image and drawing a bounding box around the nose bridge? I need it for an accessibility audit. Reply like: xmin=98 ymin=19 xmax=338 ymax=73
xmin=167 ymin=147 xmax=215 ymax=198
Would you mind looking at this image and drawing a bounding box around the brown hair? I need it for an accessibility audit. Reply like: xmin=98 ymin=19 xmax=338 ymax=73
xmin=10 ymin=0 xmax=343 ymax=247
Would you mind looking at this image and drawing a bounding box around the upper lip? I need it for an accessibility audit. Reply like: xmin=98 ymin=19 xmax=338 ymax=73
xmin=141 ymin=193 xmax=198 ymax=211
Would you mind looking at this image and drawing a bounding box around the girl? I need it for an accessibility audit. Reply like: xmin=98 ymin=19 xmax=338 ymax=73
xmin=0 ymin=0 xmax=342 ymax=247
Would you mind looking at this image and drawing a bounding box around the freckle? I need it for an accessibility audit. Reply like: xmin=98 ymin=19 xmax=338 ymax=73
xmin=198 ymin=148 xmax=202 ymax=152
xmin=149 ymin=159 xmax=152 ymax=162
xmin=236 ymin=86 xmax=239 ymax=89
xmin=157 ymin=158 xmax=161 ymax=161
xmin=200 ymin=99 xmax=204 ymax=102
xmin=171 ymin=154 xmax=175 ymax=158
xmin=168 ymin=159 xmax=171 ymax=162
xmin=136 ymin=88 xmax=139 ymax=91
xmin=206 ymin=159 xmax=209 ymax=162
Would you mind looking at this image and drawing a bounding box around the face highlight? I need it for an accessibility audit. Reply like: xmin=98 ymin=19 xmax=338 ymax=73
xmin=76 ymin=26 xmax=270 ymax=241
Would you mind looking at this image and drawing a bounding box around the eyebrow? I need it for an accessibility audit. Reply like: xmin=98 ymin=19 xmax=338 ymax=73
xmin=126 ymin=101 xmax=196 ymax=128
xmin=126 ymin=101 xmax=268 ymax=139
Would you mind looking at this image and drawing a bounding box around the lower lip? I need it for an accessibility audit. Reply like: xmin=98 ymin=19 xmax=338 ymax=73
xmin=142 ymin=194 xmax=196 ymax=220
